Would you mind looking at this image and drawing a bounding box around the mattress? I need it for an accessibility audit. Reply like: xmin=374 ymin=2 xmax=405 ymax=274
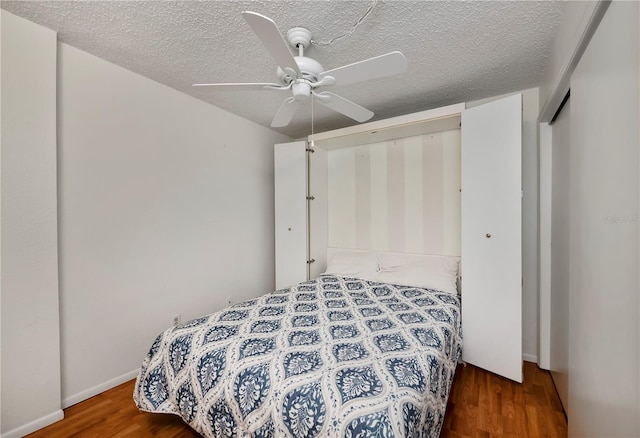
xmin=134 ymin=275 xmax=462 ymax=437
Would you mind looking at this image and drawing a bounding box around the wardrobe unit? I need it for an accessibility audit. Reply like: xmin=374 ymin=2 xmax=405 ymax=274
xmin=274 ymin=95 xmax=523 ymax=382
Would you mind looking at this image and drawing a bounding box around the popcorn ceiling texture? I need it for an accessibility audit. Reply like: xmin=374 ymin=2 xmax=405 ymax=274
xmin=2 ymin=1 xmax=563 ymax=138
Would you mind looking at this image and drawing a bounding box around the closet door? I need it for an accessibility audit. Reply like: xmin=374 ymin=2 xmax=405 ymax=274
xmin=274 ymin=141 xmax=308 ymax=289
xmin=568 ymin=2 xmax=639 ymax=434
xmin=461 ymin=94 xmax=522 ymax=382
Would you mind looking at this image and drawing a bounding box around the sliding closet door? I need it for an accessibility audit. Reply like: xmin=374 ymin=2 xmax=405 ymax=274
xmin=274 ymin=141 xmax=308 ymax=289
xmin=568 ymin=1 xmax=639 ymax=435
xmin=461 ymin=94 xmax=522 ymax=382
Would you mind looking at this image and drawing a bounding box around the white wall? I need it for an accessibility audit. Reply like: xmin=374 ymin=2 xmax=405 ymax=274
xmin=468 ymin=88 xmax=539 ymax=363
xmin=568 ymin=2 xmax=639 ymax=435
xmin=1 ymin=10 xmax=63 ymax=436
xmin=57 ymin=43 xmax=291 ymax=406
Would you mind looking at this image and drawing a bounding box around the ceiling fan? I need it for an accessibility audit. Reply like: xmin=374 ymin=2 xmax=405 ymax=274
xmin=193 ymin=11 xmax=408 ymax=128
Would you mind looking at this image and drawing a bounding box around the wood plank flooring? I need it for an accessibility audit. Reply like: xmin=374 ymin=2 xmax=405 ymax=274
xmin=441 ymin=361 xmax=567 ymax=438
xmin=27 ymin=361 xmax=566 ymax=438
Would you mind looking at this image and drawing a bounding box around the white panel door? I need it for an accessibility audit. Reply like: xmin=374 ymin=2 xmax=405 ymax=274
xmin=461 ymin=94 xmax=522 ymax=382
xmin=274 ymin=141 xmax=308 ymax=289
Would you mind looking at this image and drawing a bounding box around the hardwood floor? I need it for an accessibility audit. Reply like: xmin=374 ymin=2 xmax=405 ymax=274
xmin=27 ymin=361 xmax=566 ymax=438
xmin=441 ymin=361 xmax=567 ymax=438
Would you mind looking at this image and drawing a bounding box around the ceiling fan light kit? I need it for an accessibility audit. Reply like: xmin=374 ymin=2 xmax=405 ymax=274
xmin=193 ymin=11 xmax=407 ymax=128
xmin=292 ymin=82 xmax=312 ymax=101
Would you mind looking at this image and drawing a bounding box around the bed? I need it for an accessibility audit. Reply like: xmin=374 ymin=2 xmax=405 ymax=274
xmin=134 ymin=252 xmax=462 ymax=437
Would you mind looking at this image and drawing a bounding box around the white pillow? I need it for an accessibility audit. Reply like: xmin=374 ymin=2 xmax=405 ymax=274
xmin=324 ymin=250 xmax=379 ymax=279
xmin=372 ymin=253 xmax=459 ymax=294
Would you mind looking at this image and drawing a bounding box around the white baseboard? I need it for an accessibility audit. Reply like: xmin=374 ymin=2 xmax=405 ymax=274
xmin=1 ymin=410 xmax=64 ymax=438
xmin=62 ymin=368 xmax=140 ymax=409
xmin=523 ymin=353 xmax=538 ymax=363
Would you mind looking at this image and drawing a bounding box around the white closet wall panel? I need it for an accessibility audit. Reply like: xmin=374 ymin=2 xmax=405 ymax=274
xmin=550 ymin=98 xmax=570 ymax=412
xmin=461 ymin=94 xmax=522 ymax=382
xmin=327 ymin=131 xmax=461 ymax=255
xmin=274 ymin=141 xmax=308 ymax=289
xmin=309 ymin=146 xmax=328 ymax=277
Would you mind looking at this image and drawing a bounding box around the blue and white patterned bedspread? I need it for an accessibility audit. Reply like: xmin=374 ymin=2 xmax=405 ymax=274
xmin=134 ymin=275 xmax=462 ymax=437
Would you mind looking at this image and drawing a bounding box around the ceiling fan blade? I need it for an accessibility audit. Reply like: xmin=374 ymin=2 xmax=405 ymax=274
xmin=318 ymin=51 xmax=407 ymax=86
xmin=271 ymin=97 xmax=298 ymax=127
xmin=315 ymin=92 xmax=374 ymax=123
xmin=242 ymin=11 xmax=301 ymax=77
xmin=193 ymin=82 xmax=285 ymax=91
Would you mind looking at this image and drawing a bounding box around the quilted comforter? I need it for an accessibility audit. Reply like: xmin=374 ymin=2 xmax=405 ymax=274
xmin=134 ymin=275 xmax=462 ymax=437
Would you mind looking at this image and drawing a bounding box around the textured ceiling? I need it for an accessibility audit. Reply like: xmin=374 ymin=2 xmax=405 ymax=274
xmin=2 ymin=1 xmax=563 ymax=138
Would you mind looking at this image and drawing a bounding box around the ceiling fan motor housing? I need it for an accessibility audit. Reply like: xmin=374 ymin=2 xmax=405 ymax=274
xmin=277 ymin=56 xmax=324 ymax=85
